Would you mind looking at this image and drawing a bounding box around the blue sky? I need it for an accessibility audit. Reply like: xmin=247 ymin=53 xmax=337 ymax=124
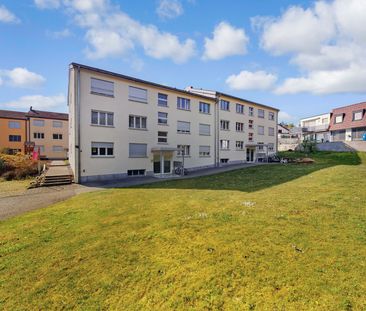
xmin=1 ymin=0 xmax=365 ymax=124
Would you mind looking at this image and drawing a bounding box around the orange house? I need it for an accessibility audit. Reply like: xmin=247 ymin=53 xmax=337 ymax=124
xmin=0 ymin=110 xmax=27 ymax=154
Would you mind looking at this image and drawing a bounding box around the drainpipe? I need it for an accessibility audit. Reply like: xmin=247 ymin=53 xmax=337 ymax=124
xmin=216 ymin=95 xmax=220 ymax=167
xmin=74 ymin=65 xmax=81 ymax=183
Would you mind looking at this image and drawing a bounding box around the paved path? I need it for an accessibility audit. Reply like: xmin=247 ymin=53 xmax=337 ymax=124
xmin=0 ymin=162 xmax=268 ymax=221
xmin=45 ymin=160 xmax=73 ymax=177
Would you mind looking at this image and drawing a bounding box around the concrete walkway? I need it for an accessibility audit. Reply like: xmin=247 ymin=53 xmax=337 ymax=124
xmin=45 ymin=160 xmax=73 ymax=177
xmin=0 ymin=162 xmax=269 ymax=221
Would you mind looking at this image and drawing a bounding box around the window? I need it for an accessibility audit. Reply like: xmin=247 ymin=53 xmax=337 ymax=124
xmin=268 ymin=127 xmax=275 ymax=136
xmin=177 ymin=97 xmax=190 ymax=110
xmin=177 ymin=121 xmax=191 ymax=134
xmin=158 ymin=131 xmax=168 ymax=143
xmin=248 ymin=133 xmax=253 ymax=142
xmin=268 ymin=143 xmax=274 ymax=152
xmin=127 ymin=169 xmax=146 ymax=176
xmin=220 ymin=158 xmax=229 ymax=164
xmin=177 ymin=145 xmax=190 ymax=156
xmin=52 ymin=146 xmax=64 ymax=152
xmin=258 ymin=142 xmax=264 ymax=151
xmin=33 ymin=132 xmax=44 ymax=139
xmin=92 ymin=142 xmax=114 ymax=157
xmin=129 ymin=86 xmax=147 ymax=103
xmin=258 ymin=126 xmax=264 ymax=135
xmin=35 ymin=145 xmax=45 ymax=153
xmin=91 ymin=78 xmax=114 ymax=97
xmin=129 ymin=115 xmax=147 ymax=129
xmin=8 ymin=121 xmax=20 ymax=129
xmin=248 ymin=120 xmax=254 ymax=129
xmin=53 ymin=134 xmax=63 ymax=140
xmin=91 ymin=110 xmax=114 ymax=126
xmin=258 ymin=109 xmax=265 ymax=118
xmin=236 ymin=122 xmax=244 ymax=132
xmin=9 ymin=135 xmax=21 ymax=142
xmin=220 ymin=100 xmax=230 ymax=111
xmin=158 ymin=112 xmax=168 ymax=125
xmin=353 ymin=111 xmax=363 ymax=121
xmin=33 ymin=120 xmax=44 ymax=127
xmin=269 ymin=112 xmax=275 ymax=121
xmin=199 ymin=123 xmax=211 ymax=136
xmin=199 ymin=102 xmax=210 ymax=114
xmin=220 ymin=140 xmax=230 ymax=150
xmin=158 ymin=93 xmax=168 ymax=107
xmin=236 ymin=141 xmax=244 ymax=150
xmin=129 ymin=143 xmax=147 ymax=158
xmin=220 ymin=120 xmax=230 ymax=130
xmin=249 ymin=107 xmax=254 ymax=116
xmin=199 ymin=145 xmax=210 ymax=157
xmin=53 ymin=121 xmax=62 ymax=128
xmin=236 ymin=104 xmax=244 ymax=114
xmin=335 ymin=114 xmax=343 ymax=124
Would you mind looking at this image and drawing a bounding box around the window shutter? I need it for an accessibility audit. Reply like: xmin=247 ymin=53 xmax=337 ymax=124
xmin=91 ymin=78 xmax=114 ymax=96
xmin=177 ymin=121 xmax=190 ymax=132
xmin=199 ymin=124 xmax=210 ymax=135
xmin=129 ymin=86 xmax=147 ymax=102
xmin=129 ymin=143 xmax=147 ymax=157
xmin=199 ymin=146 xmax=210 ymax=153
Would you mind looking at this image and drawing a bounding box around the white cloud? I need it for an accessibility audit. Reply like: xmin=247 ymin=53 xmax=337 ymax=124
xmin=278 ymin=111 xmax=297 ymax=123
xmin=34 ymin=0 xmax=61 ymax=9
xmin=226 ymin=70 xmax=277 ymax=91
xmin=3 ymin=94 xmax=66 ymax=110
xmin=47 ymin=28 xmax=73 ymax=39
xmin=0 ymin=68 xmax=46 ymax=88
xmin=35 ymin=0 xmax=196 ymax=63
xmin=256 ymin=0 xmax=366 ymax=94
xmin=156 ymin=0 xmax=183 ymax=19
xmin=203 ymin=22 xmax=249 ymax=60
xmin=0 ymin=5 xmax=20 ymax=24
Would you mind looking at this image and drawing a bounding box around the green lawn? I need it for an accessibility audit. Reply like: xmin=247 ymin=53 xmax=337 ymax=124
xmin=0 ymin=179 xmax=30 ymax=198
xmin=1 ymin=152 xmax=365 ymax=310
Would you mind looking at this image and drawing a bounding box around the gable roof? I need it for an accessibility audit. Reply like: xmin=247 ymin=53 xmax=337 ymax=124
xmin=0 ymin=110 xmax=27 ymax=120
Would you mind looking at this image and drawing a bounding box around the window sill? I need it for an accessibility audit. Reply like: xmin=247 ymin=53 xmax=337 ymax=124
xmin=176 ymin=155 xmax=191 ymax=158
xmin=158 ymin=105 xmax=169 ymax=108
xmin=129 ymin=156 xmax=149 ymax=159
xmin=129 ymin=127 xmax=148 ymax=131
xmin=91 ymin=156 xmax=115 ymax=158
xmin=199 ymin=112 xmax=211 ymax=115
xmin=236 ymin=131 xmax=244 ymax=133
xmin=128 ymin=99 xmax=148 ymax=104
xmin=158 ymin=123 xmax=169 ymax=126
xmin=90 ymin=124 xmax=115 ymax=128
xmin=177 ymin=132 xmax=191 ymax=134
xmin=199 ymin=134 xmax=211 ymax=136
xmin=90 ymin=92 xmax=114 ymax=98
xmin=157 ymin=142 xmax=169 ymax=145
xmin=199 ymin=155 xmax=211 ymax=158
xmin=177 ymin=108 xmax=191 ymax=112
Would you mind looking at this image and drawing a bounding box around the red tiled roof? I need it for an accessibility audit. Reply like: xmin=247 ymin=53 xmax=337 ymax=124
xmin=329 ymin=102 xmax=366 ymax=131
xmin=0 ymin=109 xmax=27 ymax=120
xmin=26 ymin=109 xmax=68 ymax=121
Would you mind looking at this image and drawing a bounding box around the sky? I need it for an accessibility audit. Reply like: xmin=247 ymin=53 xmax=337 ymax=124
xmin=0 ymin=0 xmax=365 ymax=125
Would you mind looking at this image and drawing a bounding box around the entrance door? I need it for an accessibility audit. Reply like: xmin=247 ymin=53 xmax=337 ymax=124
xmin=246 ymin=148 xmax=254 ymax=162
xmin=153 ymin=160 xmax=171 ymax=174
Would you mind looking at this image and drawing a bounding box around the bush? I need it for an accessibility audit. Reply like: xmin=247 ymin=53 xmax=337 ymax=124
xmin=2 ymin=171 xmax=16 ymax=181
xmin=0 ymin=154 xmax=41 ymax=180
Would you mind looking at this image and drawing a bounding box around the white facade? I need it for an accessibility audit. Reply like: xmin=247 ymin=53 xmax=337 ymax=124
xmin=69 ymin=64 xmax=279 ymax=183
xmin=300 ymin=113 xmax=330 ymax=142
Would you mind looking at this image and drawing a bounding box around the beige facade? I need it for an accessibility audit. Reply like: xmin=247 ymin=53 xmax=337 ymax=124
xmin=69 ymin=63 xmax=279 ymax=183
xmin=300 ymin=113 xmax=330 ymax=142
xmin=27 ymin=110 xmax=68 ymax=159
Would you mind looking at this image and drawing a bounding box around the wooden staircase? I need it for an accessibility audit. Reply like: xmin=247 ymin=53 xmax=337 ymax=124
xmin=29 ymin=161 xmax=74 ymax=188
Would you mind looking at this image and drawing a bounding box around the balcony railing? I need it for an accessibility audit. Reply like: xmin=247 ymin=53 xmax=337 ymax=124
xmin=302 ymin=124 xmax=329 ymax=132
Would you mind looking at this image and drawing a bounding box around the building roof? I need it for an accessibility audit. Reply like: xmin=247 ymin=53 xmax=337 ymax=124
xmin=0 ymin=109 xmax=27 ymax=120
xmin=329 ymin=101 xmax=366 ymax=131
xmin=70 ymin=63 xmax=216 ymax=102
xmin=26 ymin=109 xmax=68 ymax=121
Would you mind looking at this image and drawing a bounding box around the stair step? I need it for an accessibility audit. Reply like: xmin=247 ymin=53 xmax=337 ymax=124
xmin=42 ymin=181 xmax=73 ymax=186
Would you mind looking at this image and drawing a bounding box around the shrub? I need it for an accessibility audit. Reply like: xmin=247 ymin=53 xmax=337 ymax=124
xmin=0 ymin=154 xmax=41 ymax=180
xmin=2 ymin=171 xmax=16 ymax=181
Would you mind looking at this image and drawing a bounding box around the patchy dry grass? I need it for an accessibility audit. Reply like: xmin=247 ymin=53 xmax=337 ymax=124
xmin=0 ymin=179 xmax=30 ymax=198
xmin=0 ymin=152 xmax=365 ymax=310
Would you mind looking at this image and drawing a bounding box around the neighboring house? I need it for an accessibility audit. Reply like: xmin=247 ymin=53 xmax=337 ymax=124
xmin=26 ymin=108 xmax=69 ymax=159
xmin=329 ymin=102 xmax=366 ymax=142
xmin=277 ymin=124 xmax=301 ymax=151
xmin=0 ymin=110 xmax=28 ymax=154
xmin=300 ymin=113 xmax=330 ymax=142
xmin=68 ymin=63 xmax=279 ymax=183
xmin=0 ymin=108 xmax=68 ymax=159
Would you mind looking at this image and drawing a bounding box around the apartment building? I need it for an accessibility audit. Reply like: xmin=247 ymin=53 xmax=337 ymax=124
xmin=300 ymin=113 xmax=330 ymax=142
xmin=0 ymin=108 xmax=68 ymax=159
xmin=277 ymin=124 xmax=301 ymax=151
xmin=68 ymin=63 xmax=279 ymax=183
xmin=329 ymin=102 xmax=366 ymax=142
xmin=0 ymin=110 xmax=28 ymax=154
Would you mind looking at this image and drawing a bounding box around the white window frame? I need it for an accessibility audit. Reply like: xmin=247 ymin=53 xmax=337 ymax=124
xmin=220 ymin=139 xmax=230 ymax=150
xmin=177 ymin=97 xmax=191 ymax=110
xmin=33 ymin=119 xmax=45 ymax=127
xmin=53 ymin=121 xmax=63 ymax=128
xmin=91 ymin=142 xmax=114 ymax=157
xmin=129 ymin=143 xmax=147 ymax=158
xmin=158 ymin=93 xmax=168 ymax=107
xmin=268 ymin=127 xmax=275 ymax=136
xmin=236 ymin=122 xmax=244 ymax=132
xmin=248 ymin=120 xmax=254 ymax=129
xmin=199 ymin=145 xmax=210 ymax=157
xmin=258 ymin=109 xmax=265 ymax=118
xmin=129 ymin=115 xmax=147 ymax=130
xmin=353 ymin=111 xmax=363 ymax=121
xmin=199 ymin=123 xmax=211 ymax=136
xmin=249 ymin=107 xmax=254 ymax=116
xmin=158 ymin=112 xmax=168 ymax=125
xmin=335 ymin=115 xmax=343 ymax=124
xmin=177 ymin=145 xmax=190 ymax=156
xmin=199 ymin=102 xmax=210 ymax=114
xmin=9 ymin=135 xmax=21 ymax=142
xmin=236 ymin=141 xmax=244 ymax=150
xmin=128 ymin=86 xmax=147 ymax=103
xmin=248 ymin=133 xmax=253 ymax=142
xmin=268 ymin=112 xmax=275 ymax=121
xmin=91 ymin=78 xmax=114 ymax=97
xmin=8 ymin=121 xmax=21 ymax=129
xmin=91 ymin=110 xmax=114 ymax=127
xmin=52 ymin=133 xmax=63 ymax=140
xmin=177 ymin=121 xmax=191 ymax=134
xmin=33 ymin=132 xmax=44 ymax=139
xmin=258 ymin=126 xmax=265 ymax=135
xmin=220 ymin=100 xmax=230 ymax=111
xmin=158 ymin=131 xmax=168 ymax=143
xmin=220 ymin=120 xmax=230 ymax=131
xmin=236 ymin=104 xmax=244 ymax=114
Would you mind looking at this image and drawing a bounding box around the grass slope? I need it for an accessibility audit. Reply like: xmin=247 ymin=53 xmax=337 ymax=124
xmin=0 ymin=152 xmax=365 ymax=310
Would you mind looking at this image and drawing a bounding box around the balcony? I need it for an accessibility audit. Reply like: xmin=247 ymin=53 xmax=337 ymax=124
xmin=302 ymin=124 xmax=329 ymax=133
